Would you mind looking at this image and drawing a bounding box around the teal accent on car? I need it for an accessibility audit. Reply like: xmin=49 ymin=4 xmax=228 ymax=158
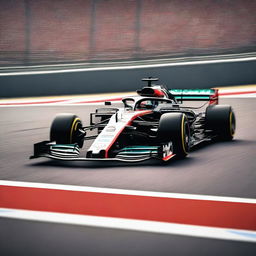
xmin=122 ymin=146 xmax=158 ymax=150
xmin=170 ymin=89 xmax=215 ymax=95
xmin=119 ymin=150 xmax=158 ymax=154
xmin=174 ymin=96 xmax=210 ymax=99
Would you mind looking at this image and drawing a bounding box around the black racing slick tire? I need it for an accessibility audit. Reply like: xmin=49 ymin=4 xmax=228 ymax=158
xmin=205 ymin=105 xmax=236 ymax=141
xmin=158 ymin=113 xmax=190 ymax=158
xmin=50 ymin=113 xmax=84 ymax=148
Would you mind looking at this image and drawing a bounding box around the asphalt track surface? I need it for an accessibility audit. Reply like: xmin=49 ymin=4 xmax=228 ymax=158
xmin=1 ymin=97 xmax=256 ymax=255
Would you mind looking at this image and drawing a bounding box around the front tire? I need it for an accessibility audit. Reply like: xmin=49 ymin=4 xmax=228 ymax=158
xmin=50 ymin=113 xmax=84 ymax=148
xmin=158 ymin=113 xmax=190 ymax=158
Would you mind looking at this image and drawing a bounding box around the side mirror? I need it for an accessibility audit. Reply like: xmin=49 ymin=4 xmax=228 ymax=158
xmin=105 ymin=101 xmax=112 ymax=105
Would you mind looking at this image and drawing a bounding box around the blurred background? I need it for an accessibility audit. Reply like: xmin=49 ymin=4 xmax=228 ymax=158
xmin=1 ymin=2 xmax=256 ymax=255
xmin=0 ymin=0 xmax=256 ymax=66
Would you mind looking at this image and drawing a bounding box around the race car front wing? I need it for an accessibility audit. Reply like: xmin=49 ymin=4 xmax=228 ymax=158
xmin=30 ymin=141 xmax=175 ymax=162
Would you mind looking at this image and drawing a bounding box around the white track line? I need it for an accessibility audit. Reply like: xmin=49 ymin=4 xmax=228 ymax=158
xmin=0 ymin=102 xmax=109 ymax=107
xmin=0 ymin=56 xmax=256 ymax=76
xmin=1 ymin=180 xmax=255 ymax=204
xmin=0 ymin=87 xmax=256 ymax=107
xmin=1 ymin=52 xmax=255 ymax=70
xmin=221 ymin=94 xmax=256 ymax=98
xmin=0 ymin=208 xmax=255 ymax=243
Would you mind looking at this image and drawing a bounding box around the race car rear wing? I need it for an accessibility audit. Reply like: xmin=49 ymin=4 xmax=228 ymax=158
xmin=169 ymin=88 xmax=218 ymax=105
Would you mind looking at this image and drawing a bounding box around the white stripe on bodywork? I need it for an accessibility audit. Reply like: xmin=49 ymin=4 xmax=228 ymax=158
xmin=88 ymin=110 xmax=151 ymax=155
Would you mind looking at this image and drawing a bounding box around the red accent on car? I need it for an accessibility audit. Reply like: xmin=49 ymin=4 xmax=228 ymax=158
xmin=209 ymin=89 xmax=219 ymax=105
xmin=153 ymin=89 xmax=165 ymax=97
xmin=162 ymin=153 xmax=175 ymax=161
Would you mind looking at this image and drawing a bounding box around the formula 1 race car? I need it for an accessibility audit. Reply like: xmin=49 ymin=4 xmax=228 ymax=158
xmin=30 ymin=77 xmax=236 ymax=162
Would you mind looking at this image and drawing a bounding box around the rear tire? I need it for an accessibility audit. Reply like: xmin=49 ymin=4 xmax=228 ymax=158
xmin=50 ymin=113 xmax=84 ymax=148
xmin=158 ymin=113 xmax=190 ymax=158
xmin=205 ymin=105 xmax=235 ymax=141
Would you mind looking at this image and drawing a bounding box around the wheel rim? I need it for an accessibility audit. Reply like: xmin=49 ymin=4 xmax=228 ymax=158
xmin=70 ymin=118 xmax=80 ymax=143
xmin=229 ymin=112 xmax=235 ymax=136
xmin=70 ymin=118 xmax=83 ymax=147
xmin=181 ymin=115 xmax=190 ymax=154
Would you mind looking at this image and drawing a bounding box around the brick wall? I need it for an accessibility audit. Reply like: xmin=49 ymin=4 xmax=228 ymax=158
xmin=0 ymin=0 xmax=255 ymax=65
xmin=0 ymin=0 xmax=26 ymax=64
xmin=29 ymin=0 xmax=91 ymax=61
xmin=140 ymin=0 xmax=256 ymax=56
xmin=92 ymin=0 xmax=137 ymax=59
